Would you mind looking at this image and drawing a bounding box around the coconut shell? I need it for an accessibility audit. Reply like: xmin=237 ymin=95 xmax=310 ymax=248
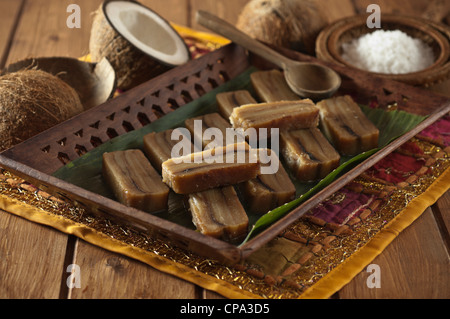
xmin=236 ymin=0 xmax=327 ymax=55
xmin=3 ymin=57 xmax=116 ymax=111
xmin=0 ymin=69 xmax=84 ymax=151
xmin=89 ymin=4 xmax=173 ymax=91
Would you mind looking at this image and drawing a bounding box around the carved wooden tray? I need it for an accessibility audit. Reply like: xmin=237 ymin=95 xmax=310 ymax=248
xmin=1 ymin=43 xmax=449 ymax=265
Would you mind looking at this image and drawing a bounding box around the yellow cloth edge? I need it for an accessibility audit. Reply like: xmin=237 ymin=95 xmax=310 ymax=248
xmin=298 ymin=166 xmax=450 ymax=299
xmin=0 ymin=192 xmax=260 ymax=299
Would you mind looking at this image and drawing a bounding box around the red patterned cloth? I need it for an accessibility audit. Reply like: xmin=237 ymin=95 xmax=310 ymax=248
xmin=306 ymin=188 xmax=374 ymax=226
xmin=420 ymin=116 xmax=450 ymax=146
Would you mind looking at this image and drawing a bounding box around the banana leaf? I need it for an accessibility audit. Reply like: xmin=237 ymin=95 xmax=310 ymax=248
xmin=53 ymin=67 xmax=426 ymax=244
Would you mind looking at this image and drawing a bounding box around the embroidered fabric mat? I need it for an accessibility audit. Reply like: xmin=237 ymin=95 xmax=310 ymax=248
xmin=0 ymin=26 xmax=449 ymax=299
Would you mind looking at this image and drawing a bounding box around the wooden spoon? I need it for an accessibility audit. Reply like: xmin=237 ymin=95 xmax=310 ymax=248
xmin=196 ymin=10 xmax=341 ymax=100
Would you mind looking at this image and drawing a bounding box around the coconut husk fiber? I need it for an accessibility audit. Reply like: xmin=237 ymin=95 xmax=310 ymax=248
xmin=3 ymin=57 xmax=116 ymax=112
xmin=0 ymin=69 xmax=83 ymax=152
xmin=236 ymin=0 xmax=327 ymax=55
xmin=89 ymin=4 xmax=172 ymax=91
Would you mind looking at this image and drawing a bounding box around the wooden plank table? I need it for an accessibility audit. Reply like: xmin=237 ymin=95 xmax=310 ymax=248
xmin=0 ymin=0 xmax=448 ymax=299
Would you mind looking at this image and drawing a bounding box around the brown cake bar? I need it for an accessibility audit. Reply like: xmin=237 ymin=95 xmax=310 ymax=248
xmin=143 ymin=129 xmax=199 ymax=172
xmin=102 ymin=149 xmax=170 ymax=213
xmin=144 ymin=129 xmax=249 ymax=241
xmin=230 ymin=100 xmax=319 ymax=135
xmin=251 ymin=69 xmax=342 ymax=181
xmin=250 ymin=69 xmax=301 ymax=102
xmin=185 ymin=113 xmax=234 ymax=150
xmin=189 ymin=186 xmax=249 ymax=241
xmin=317 ymin=95 xmax=380 ymax=156
xmin=216 ymin=90 xmax=257 ymax=119
xmin=162 ymin=142 xmax=260 ymax=194
xmin=239 ymin=149 xmax=296 ymax=214
xmin=280 ymin=128 xmax=341 ymax=181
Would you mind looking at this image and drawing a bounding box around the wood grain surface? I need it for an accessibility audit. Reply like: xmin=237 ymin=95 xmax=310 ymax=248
xmin=0 ymin=0 xmax=448 ymax=299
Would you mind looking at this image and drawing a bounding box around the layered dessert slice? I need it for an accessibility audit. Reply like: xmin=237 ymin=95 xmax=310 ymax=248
xmin=239 ymin=149 xmax=296 ymax=214
xmin=316 ymin=95 xmax=379 ymax=156
xmin=189 ymin=186 xmax=249 ymax=242
xmin=250 ymin=69 xmax=301 ymax=102
xmin=216 ymin=90 xmax=257 ymax=119
xmin=102 ymin=149 xmax=170 ymax=212
xmin=143 ymin=129 xmax=199 ymax=172
xmin=161 ymin=142 xmax=260 ymax=194
xmin=185 ymin=112 xmax=235 ymax=150
xmin=280 ymin=128 xmax=341 ymax=181
xmin=144 ymin=129 xmax=248 ymax=240
xmin=230 ymin=100 xmax=319 ymax=136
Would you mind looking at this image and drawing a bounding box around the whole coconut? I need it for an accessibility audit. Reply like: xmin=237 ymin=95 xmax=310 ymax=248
xmin=0 ymin=69 xmax=84 ymax=151
xmin=236 ymin=0 xmax=327 ymax=55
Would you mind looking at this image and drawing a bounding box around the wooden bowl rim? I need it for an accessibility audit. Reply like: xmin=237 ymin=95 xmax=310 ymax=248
xmin=316 ymin=14 xmax=450 ymax=86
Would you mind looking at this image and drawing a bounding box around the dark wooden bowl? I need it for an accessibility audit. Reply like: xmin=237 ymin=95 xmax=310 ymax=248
xmin=316 ymin=14 xmax=450 ymax=87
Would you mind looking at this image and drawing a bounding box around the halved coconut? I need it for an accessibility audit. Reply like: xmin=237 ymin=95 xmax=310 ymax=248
xmin=90 ymin=0 xmax=190 ymax=91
